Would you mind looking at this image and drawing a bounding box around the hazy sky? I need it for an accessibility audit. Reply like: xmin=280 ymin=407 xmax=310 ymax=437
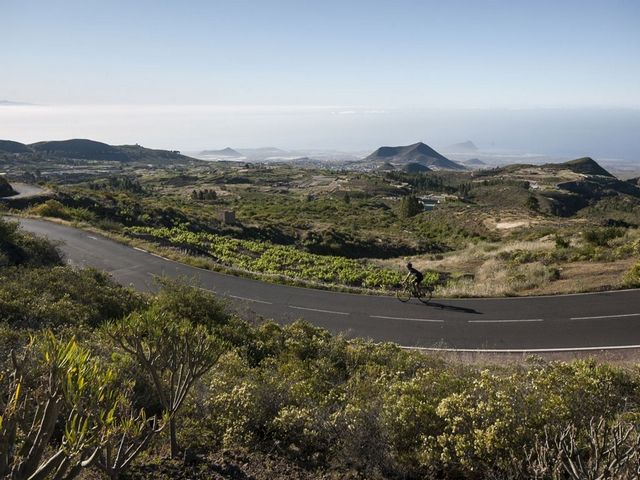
xmin=2 ymin=1 xmax=639 ymax=156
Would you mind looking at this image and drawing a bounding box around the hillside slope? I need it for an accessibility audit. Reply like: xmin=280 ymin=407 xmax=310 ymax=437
xmin=0 ymin=138 xmax=202 ymax=165
xmin=116 ymin=144 xmax=195 ymax=164
xmin=31 ymin=139 xmax=130 ymax=161
xmin=545 ymin=157 xmax=613 ymax=177
xmin=0 ymin=140 xmax=32 ymax=154
xmin=364 ymin=142 xmax=466 ymax=170
xmin=475 ymin=157 xmax=640 ymax=217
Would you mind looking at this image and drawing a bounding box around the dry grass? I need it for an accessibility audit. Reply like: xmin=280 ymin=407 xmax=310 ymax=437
xmin=436 ymin=259 xmax=559 ymax=297
xmin=417 ymin=347 xmax=640 ymax=365
xmin=527 ymin=258 xmax=636 ymax=295
xmin=385 ymin=229 xmax=637 ymax=297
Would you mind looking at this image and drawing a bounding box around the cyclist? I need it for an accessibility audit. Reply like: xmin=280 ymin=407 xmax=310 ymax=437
xmin=405 ymin=262 xmax=423 ymax=289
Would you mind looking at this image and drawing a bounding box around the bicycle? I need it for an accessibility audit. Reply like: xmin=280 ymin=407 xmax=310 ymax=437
xmin=396 ymin=279 xmax=433 ymax=304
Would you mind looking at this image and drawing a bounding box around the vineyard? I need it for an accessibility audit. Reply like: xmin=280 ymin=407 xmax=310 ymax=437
xmin=125 ymin=226 xmax=410 ymax=289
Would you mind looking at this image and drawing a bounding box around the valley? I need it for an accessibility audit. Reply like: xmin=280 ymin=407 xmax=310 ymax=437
xmin=2 ymin=138 xmax=639 ymax=297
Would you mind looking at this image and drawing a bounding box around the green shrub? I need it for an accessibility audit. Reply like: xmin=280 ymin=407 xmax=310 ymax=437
xmin=583 ymin=227 xmax=625 ymax=246
xmin=126 ymin=226 xmax=404 ymax=289
xmin=399 ymin=195 xmax=423 ymax=218
xmin=432 ymin=360 xmax=636 ymax=476
xmin=554 ymin=234 xmax=570 ymax=249
xmin=196 ymin=319 xmax=640 ymax=479
xmin=0 ymin=266 xmax=142 ymax=328
xmin=0 ymin=332 xmax=123 ymax=480
xmin=525 ymin=194 xmax=539 ymax=211
xmin=0 ymin=218 xmax=62 ymax=267
xmin=2 ymin=272 xmax=640 ymax=479
xmin=108 ymin=297 xmax=227 ymax=457
xmin=623 ymin=261 xmax=640 ymax=287
xmin=29 ymin=198 xmax=72 ymax=220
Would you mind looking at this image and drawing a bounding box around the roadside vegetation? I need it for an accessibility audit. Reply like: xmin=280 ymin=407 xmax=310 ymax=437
xmin=125 ymin=225 xmax=403 ymax=289
xmin=2 ymin=219 xmax=640 ymax=479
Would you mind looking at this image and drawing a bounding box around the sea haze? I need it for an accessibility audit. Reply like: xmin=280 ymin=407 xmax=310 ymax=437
xmin=0 ymin=105 xmax=638 ymax=162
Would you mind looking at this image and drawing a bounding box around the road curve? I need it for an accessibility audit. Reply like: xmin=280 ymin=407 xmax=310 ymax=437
xmin=13 ymin=217 xmax=640 ymax=352
xmin=3 ymin=183 xmax=48 ymax=199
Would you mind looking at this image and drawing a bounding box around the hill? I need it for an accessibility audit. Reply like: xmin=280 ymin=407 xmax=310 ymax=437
xmin=545 ymin=157 xmax=613 ymax=177
xmin=0 ymin=176 xmax=16 ymax=197
xmin=0 ymin=138 xmax=200 ymax=165
xmin=463 ymin=158 xmax=486 ymax=166
xmin=483 ymin=157 xmax=614 ymax=179
xmin=474 ymin=157 xmax=640 ymax=217
xmin=0 ymin=140 xmax=32 ymax=154
xmin=115 ymin=144 xmax=194 ymax=164
xmin=31 ymin=139 xmax=130 ymax=162
xmin=445 ymin=140 xmax=478 ymax=152
xmin=200 ymin=147 xmax=242 ymax=157
xmin=364 ymin=142 xmax=466 ymax=170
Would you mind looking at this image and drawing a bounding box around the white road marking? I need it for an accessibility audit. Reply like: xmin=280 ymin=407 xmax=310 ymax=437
xmin=196 ymin=286 xmax=218 ymax=293
xmin=229 ymin=295 xmax=272 ymax=305
xmin=133 ymin=247 xmax=147 ymax=252
xmin=570 ymin=313 xmax=640 ymax=320
xmin=371 ymin=315 xmax=444 ymax=323
xmin=468 ymin=318 xmax=543 ymax=323
xmin=290 ymin=305 xmax=349 ymax=315
xmin=403 ymin=344 xmax=640 ymax=353
xmin=87 ymin=235 xmax=98 ymax=240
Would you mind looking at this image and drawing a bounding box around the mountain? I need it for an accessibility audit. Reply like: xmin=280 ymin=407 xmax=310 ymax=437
xmin=199 ymin=147 xmax=242 ymax=157
xmin=0 ymin=140 xmax=32 ymax=154
xmin=364 ymin=142 xmax=466 ymax=170
xmin=445 ymin=140 xmax=478 ymax=152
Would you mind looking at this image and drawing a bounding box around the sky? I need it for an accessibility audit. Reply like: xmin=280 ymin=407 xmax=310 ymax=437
xmin=2 ymin=0 xmax=640 ymax=157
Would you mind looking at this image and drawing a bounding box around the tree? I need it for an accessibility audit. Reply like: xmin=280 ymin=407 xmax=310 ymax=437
xmin=526 ymin=194 xmax=539 ymax=211
xmin=108 ymin=303 xmax=226 ymax=457
xmin=399 ymin=195 xmax=423 ymax=218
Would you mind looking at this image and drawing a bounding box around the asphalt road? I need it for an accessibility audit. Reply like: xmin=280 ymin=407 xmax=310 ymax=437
xmin=13 ymin=217 xmax=640 ymax=352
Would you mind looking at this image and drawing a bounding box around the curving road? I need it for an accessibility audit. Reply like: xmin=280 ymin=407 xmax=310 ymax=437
xmin=13 ymin=217 xmax=640 ymax=352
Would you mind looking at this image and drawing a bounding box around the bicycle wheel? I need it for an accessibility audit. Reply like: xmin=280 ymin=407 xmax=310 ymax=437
xmin=416 ymin=285 xmax=433 ymax=304
xmin=396 ymin=285 xmax=412 ymax=302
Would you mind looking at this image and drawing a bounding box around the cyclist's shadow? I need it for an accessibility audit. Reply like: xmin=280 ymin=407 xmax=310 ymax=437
xmin=424 ymin=301 xmax=482 ymax=315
